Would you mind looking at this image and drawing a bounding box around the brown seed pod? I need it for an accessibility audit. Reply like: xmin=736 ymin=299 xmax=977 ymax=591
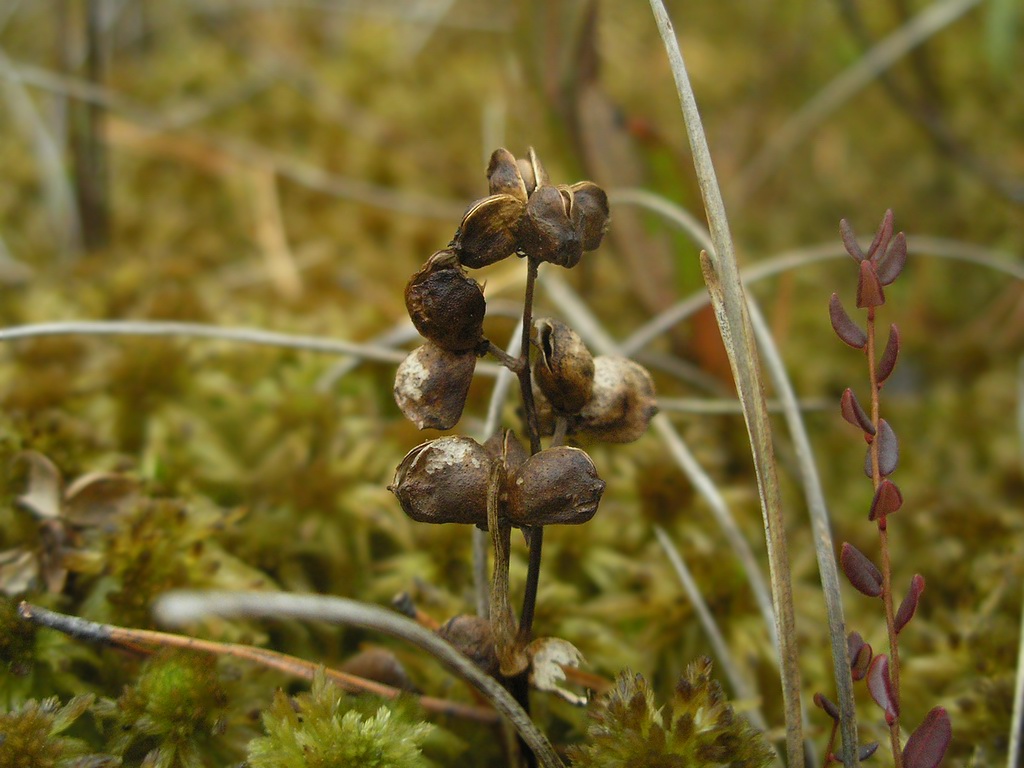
xmin=568 ymin=181 xmax=610 ymax=251
xmin=533 ymin=318 xmax=594 ymax=414
xmin=405 ymin=250 xmax=486 ymax=353
xmin=389 ymin=436 xmax=492 ymax=525
xmin=486 ymin=148 xmax=528 ymax=203
xmin=507 ymin=446 xmax=605 ymax=526
xmin=577 ymin=356 xmax=657 ymax=443
xmin=455 ymin=194 xmax=524 ymax=268
xmin=394 ymin=343 xmax=475 ymax=431
xmin=520 ymin=185 xmax=582 ymax=268
xmin=436 ymin=615 xmax=499 ymax=676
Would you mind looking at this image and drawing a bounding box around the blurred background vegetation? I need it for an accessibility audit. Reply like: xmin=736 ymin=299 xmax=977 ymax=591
xmin=0 ymin=0 xmax=1022 ymax=765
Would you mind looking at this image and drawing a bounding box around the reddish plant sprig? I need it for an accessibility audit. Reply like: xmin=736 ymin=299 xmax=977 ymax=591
xmin=826 ymin=211 xmax=950 ymax=768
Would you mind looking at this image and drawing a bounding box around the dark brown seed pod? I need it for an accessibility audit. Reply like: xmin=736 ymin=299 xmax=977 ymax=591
xmin=394 ymin=343 xmax=475 ymax=431
xmin=436 ymin=615 xmax=499 ymax=676
xmin=455 ymin=194 xmax=524 ymax=268
xmin=507 ymin=446 xmax=605 ymax=526
xmin=405 ymin=250 xmax=486 ymax=353
xmin=389 ymin=436 xmax=492 ymax=525
xmin=577 ymin=356 xmax=657 ymax=443
xmin=486 ymin=148 xmax=528 ymax=203
xmin=521 ymin=185 xmax=582 ymax=268
xmin=568 ymin=181 xmax=610 ymax=251
xmin=533 ymin=318 xmax=594 ymax=415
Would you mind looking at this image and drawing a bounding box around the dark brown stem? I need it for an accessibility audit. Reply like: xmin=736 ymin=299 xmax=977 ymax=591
xmin=867 ymin=305 xmax=902 ymax=768
xmin=518 ymin=257 xmax=542 ymax=456
xmin=515 ymin=256 xmax=545 ymax=646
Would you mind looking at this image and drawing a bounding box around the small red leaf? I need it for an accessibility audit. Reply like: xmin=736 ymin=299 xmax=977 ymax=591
xmin=848 ymin=631 xmax=872 ymax=681
xmin=856 ymin=260 xmax=885 ymax=308
xmin=852 ymin=642 xmax=872 ymax=682
xmin=830 ymin=293 xmax=867 ymax=349
xmin=841 ymin=543 xmax=883 ymax=597
xmin=876 ymin=231 xmax=907 ymax=285
xmin=841 ymin=389 xmax=875 ymax=435
xmin=903 ymin=707 xmax=951 ymax=768
xmin=840 ymin=218 xmax=865 ymax=261
xmin=867 ymin=654 xmax=899 ymax=721
xmin=814 ymin=692 xmax=840 ymax=721
xmin=869 ymin=479 xmax=903 ymax=521
xmin=866 ymin=209 xmax=895 ymax=260
xmin=864 ymin=419 xmax=899 ymax=478
xmin=877 ymin=324 xmax=900 ymax=385
xmin=895 ymin=574 xmax=926 ymax=634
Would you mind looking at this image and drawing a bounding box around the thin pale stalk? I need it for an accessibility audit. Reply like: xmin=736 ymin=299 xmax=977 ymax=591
xmin=155 ymin=590 xmax=565 ymax=768
xmin=647 ymin=2 xmax=803 ymax=763
xmin=747 ymin=299 xmax=856 ymax=767
xmin=18 ymin=602 xmax=498 ymax=723
xmin=866 ymin=307 xmax=902 ymax=767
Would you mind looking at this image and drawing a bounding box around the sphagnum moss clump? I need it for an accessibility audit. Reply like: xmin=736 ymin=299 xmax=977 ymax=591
xmin=0 ymin=693 xmax=108 ymax=768
xmin=95 ymin=650 xmax=229 ymax=768
xmin=246 ymin=672 xmax=439 ymax=768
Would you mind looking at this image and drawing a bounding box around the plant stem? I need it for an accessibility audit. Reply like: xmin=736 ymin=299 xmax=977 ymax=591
xmin=517 ymin=256 xmax=544 ymax=642
xmin=867 ymin=305 xmax=902 ymax=767
xmin=518 ymin=256 xmax=542 ymax=456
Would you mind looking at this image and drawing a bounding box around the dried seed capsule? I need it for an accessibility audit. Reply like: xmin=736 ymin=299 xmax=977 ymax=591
xmin=486 ymin=148 xmax=528 ymax=203
xmin=521 ymin=185 xmax=582 ymax=268
xmin=405 ymin=249 xmax=486 ymax=353
xmin=394 ymin=342 xmax=475 ymax=430
xmin=455 ymin=194 xmax=524 ymax=268
xmin=577 ymin=356 xmax=657 ymax=443
xmin=568 ymin=181 xmax=610 ymax=251
xmin=389 ymin=436 xmax=492 ymax=525
xmin=436 ymin=615 xmax=499 ymax=676
xmin=533 ymin=318 xmax=594 ymax=414
xmin=507 ymin=446 xmax=605 ymax=526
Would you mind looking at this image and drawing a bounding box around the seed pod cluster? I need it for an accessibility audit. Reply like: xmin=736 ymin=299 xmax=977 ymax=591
xmin=389 ymin=435 xmax=605 ymax=528
xmin=456 ymin=147 xmax=610 ymax=270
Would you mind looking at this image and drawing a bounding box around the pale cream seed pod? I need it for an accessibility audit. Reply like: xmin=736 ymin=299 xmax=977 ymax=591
xmin=577 ymin=356 xmax=657 ymax=443
xmin=393 ymin=342 xmax=476 ymax=431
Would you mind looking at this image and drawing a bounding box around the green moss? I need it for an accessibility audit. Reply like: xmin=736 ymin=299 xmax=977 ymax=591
xmin=0 ymin=694 xmax=111 ymax=768
xmin=96 ymin=650 xmax=229 ymax=768
xmin=568 ymin=658 xmax=773 ymax=768
xmin=247 ymin=672 xmax=435 ymax=768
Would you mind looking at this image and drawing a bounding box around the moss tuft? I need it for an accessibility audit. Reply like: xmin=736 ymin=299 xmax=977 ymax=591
xmin=568 ymin=658 xmax=773 ymax=768
xmin=247 ymin=671 xmax=435 ymax=768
